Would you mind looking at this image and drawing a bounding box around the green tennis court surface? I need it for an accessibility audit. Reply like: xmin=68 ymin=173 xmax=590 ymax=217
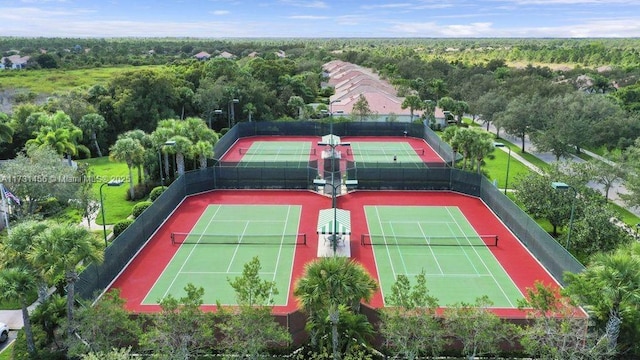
xmin=348 ymin=142 xmax=426 ymax=168
xmin=237 ymin=141 xmax=313 ymax=167
xmin=365 ymin=205 xmax=524 ymax=307
xmin=143 ymin=204 xmax=302 ymax=306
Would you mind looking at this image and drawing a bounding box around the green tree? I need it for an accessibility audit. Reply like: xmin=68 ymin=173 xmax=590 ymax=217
xmin=3 ymin=146 xmax=79 ymax=216
xmin=379 ymin=273 xmax=447 ymax=360
xmin=499 ymin=94 xmax=548 ymax=153
xmin=78 ymin=113 xmax=107 ymax=157
xmin=518 ymin=281 xmax=611 ymax=359
xmin=0 ymin=113 xmax=14 ymax=144
xmin=443 ymin=296 xmax=512 ymax=360
xmin=287 ymin=95 xmax=305 ymax=119
xmin=565 ymin=244 xmax=640 ymax=354
xmin=294 ymin=257 xmax=378 ymax=360
xmin=401 ymin=94 xmax=425 ymax=122
xmin=140 ymin=284 xmax=215 ymax=359
xmin=28 ymin=224 xmax=104 ymax=338
xmin=588 ymin=153 xmax=625 ymax=201
xmin=351 ymin=95 xmax=372 ymax=122
xmin=219 ymin=257 xmax=290 ymax=359
xmin=67 ymin=289 xmax=142 ymax=357
xmin=109 ymin=137 xmax=145 ymax=199
xmin=228 ymin=256 xmax=278 ymax=307
xmin=0 ymin=267 xmax=39 ymax=356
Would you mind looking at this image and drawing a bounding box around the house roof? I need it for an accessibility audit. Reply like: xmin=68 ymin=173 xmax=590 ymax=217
xmin=324 ymin=60 xmax=445 ymax=118
xmin=218 ymin=51 xmax=235 ymax=59
xmin=194 ymin=51 xmax=211 ymax=59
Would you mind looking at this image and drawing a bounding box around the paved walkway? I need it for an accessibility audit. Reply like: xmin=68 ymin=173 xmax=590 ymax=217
xmin=479 ymin=119 xmax=640 ymax=217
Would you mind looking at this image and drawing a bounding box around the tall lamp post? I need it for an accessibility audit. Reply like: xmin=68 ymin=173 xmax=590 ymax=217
xmin=100 ymin=180 xmax=123 ymax=248
xmin=494 ymin=142 xmax=511 ymax=195
xmin=551 ymin=181 xmax=577 ymax=249
xmin=228 ymin=99 xmax=239 ymax=128
xmin=313 ymin=177 xmax=357 ymax=254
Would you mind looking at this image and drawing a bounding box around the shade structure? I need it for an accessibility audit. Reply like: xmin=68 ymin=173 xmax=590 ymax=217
xmin=320 ymin=134 xmax=341 ymax=147
xmin=317 ymin=208 xmax=351 ymax=235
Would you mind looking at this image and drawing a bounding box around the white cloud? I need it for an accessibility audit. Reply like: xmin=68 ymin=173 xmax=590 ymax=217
xmin=211 ymin=10 xmax=230 ymax=15
xmin=278 ymin=0 xmax=328 ymax=8
xmin=360 ymin=3 xmax=413 ymax=10
xmin=288 ymin=15 xmax=329 ymax=19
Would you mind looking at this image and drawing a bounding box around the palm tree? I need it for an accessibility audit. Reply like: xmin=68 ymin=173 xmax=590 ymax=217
xmin=28 ymin=224 xmax=104 ymax=337
xmin=294 ymin=257 xmax=377 ymax=360
xmin=0 ymin=220 xmax=50 ymax=302
xmin=429 ymin=79 xmax=448 ymax=102
xmin=0 ymin=113 xmax=14 ymax=144
xmin=78 ymin=113 xmax=107 ymax=157
xmin=288 ymin=96 xmax=305 ymax=119
xmin=192 ymin=140 xmax=214 ymax=170
xmin=168 ymin=135 xmax=193 ymax=176
xmin=119 ymin=130 xmax=150 ymax=184
xmin=401 ymin=94 xmax=425 ymax=122
xmin=590 ymin=251 xmax=640 ymax=350
xmin=243 ymin=103 xmax=256 ymax=122
xmin=0 ymin=268 xmax=38 ymax=356
xmin=109 ymin=137 xmax=145 ymax=199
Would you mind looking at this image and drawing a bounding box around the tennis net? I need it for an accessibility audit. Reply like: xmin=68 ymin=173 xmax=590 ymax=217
xmin=347 ymin=148 xmax=425 ymax=156
xmin=360 ymin=234 xmax=498 ymax=247
xmin=171 ymin=232 xmax=307 ymax=245
xmin=239 ymin=147 xmax=316 ymax=156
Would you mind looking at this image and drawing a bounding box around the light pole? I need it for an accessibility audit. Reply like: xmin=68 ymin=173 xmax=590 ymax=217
xmin=551 ymin=181 xmax=577 ymax=249
xmin=209 ymin=109 xmax=223 ymax=129
xmin=494 ymin=142 xmax=511 ymax=195
xmin=313 ymin=177 xmax=357 ymax=254
xmin=228 ymin=99 xmax=239 ymax=128
xmin=100 ymin=180 xmax=123 ymax=248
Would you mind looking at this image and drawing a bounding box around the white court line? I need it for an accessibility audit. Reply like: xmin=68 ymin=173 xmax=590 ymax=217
xmin=388 ymin=222 xmax=409 ymax=275
xmin=161 ymin=205 xmax=223 ymax=299
xmin=269 ymin=205 xmax=293 ymax=304
xmin=444 ymin=221 xmax=480 ymax=275
xmin=446 ymin=207 xmax=515 ymax=308
xmin=181 ymin=271 xmax=276 ymax=275
xmin=417 ymin=222 xmax=444 ymax=275
xmin=381 ymin=220 xmax=457 ymax=225
xmin=375 ymin=206 xmax=398 ymax=280
xmin=226 ymin=221 xmax=250 ymax=273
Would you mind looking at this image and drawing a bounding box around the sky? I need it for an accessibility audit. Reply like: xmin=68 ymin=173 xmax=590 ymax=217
xmin=1 ymin=0 xmax=639 ymax=38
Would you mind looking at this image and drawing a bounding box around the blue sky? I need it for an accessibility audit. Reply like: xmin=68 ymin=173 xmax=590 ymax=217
xmin=1 ymin=0 xmax=639 ymax=38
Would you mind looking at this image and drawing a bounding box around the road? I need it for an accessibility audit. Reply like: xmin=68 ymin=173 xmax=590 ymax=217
xmin=475 ymin=119 xmax=640 ymax=217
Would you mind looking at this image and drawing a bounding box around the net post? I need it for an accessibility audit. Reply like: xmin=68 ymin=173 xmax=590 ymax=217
xmin=170 ymin=232 xmax=175 ymax=245
xmin=495 ymin=235 xmax=499 ymax=247
xmin=361 ymin=233 xmax=367 ymax=246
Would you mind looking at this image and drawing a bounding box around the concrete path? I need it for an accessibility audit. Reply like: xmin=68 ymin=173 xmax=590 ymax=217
xmin=477 ymin=119 xmax=640 ymax=217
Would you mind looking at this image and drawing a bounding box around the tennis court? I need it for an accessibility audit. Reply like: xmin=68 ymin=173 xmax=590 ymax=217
xmin=236 ymin=141 xmax=314 ymax=167
xmin=142 ymin=204 xmax=303 ymax=306
xmin=348 ymin=141 xmax=427 ymax=168
xmin=364 ymin=205 xmax=524 ymax=307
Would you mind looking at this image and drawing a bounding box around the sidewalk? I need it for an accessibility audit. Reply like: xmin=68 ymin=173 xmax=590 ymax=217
xmin=477 ymin=119 xmax=640 ymax=217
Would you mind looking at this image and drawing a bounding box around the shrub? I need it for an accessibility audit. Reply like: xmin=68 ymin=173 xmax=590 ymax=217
xmin=125 ymin=183 xmax=150 ymax=201
xmin=131 ymin=201 xmax=152 ymax=219
xmin=113 ymin=219 xmax=134 ymax=238
xmin=37 ymin=197 xmax=65 ymax=216
xmin=148 ymin=186 xmax=166 ymax=202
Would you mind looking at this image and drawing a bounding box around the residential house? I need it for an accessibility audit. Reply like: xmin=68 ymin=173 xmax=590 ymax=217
xmin=194 ymin=51 xmax=211 ymax=61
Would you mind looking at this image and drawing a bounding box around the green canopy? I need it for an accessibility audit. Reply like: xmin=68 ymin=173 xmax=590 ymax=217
xmin=317 ymin=208 xmax=351 ymax=235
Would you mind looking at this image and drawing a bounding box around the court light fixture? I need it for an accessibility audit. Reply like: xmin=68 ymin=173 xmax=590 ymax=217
xmin=551 ymin=181 xmax=577 ymax=249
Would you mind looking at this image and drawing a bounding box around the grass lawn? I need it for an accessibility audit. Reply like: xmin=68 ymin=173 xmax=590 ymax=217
xmin=0 ymin=65 xmax=160 ymax=94
xmin=78 ymin=157 xmax=145 ymax=225
xmin=0 ymin=344 xmax=12 ymax=359
xmin=484 ymin=142 xmax=531 ymax=191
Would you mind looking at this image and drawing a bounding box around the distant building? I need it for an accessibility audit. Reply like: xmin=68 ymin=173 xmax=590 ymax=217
xmin=0 ymin=55 xmax=30 ymax=70
xmin=323 ymin=60 xmax=445 ymax=126
xmin=218 ymin=51 xmax=236 ymax=59
xmin=194 ymin=51 xmax=211 ymax=61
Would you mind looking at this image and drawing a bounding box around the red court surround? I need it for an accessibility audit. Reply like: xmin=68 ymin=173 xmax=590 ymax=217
xmin=110 ymin=189 xmax=563 ymax=318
